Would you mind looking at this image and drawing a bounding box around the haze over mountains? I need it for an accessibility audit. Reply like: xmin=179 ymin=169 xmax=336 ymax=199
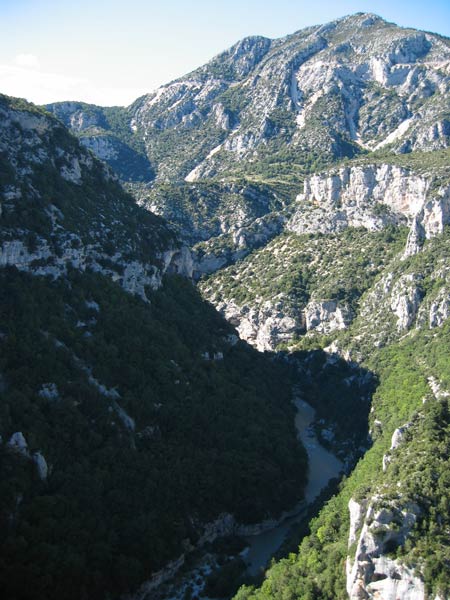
xmin=1 ymin=12 xmax=450 ymax=600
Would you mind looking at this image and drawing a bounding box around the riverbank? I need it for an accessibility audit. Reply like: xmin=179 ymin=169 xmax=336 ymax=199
xmin=136 ymin=395 xmax=344 ymax=599
xmin=243 ymin=397 xmax=343 ymax=576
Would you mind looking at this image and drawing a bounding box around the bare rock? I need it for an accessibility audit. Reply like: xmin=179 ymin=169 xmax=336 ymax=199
xmin=305 ymin=300 xmax=352 ymax=334
xmin=7 ymin=432 xmax=29 ymax=456
xmin=347 ymin=496 xmax=423 ymax=600
xmin=32 ymin=452 xmax=48 ymax=480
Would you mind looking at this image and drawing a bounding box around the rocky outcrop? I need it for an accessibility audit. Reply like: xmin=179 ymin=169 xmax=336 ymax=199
xmin=0 ymin=237 xmax=192 ymax=301
xmin=305 ymin=300 xmax=352 ymax=334
xmin=346 ymin=497 xmax=424 ymax=600
xmin=0 ymin=97 xmax=194 ymax=301
xmin=162 ymin=245 xmax=194 ymax=278
xmin=427 ymin=376 xmax=450 ymax=400
xmin=5 ymin=432 xmax=49 ymax=480
xmin=193 ymin=253 xmax=229 ymax=278
xmin=403 ymin=217 xmax=425 ymax=258
xmin=383 ymin=423 xmax=412 ymax=472
xmin=390 ymin=274 xmax=424 ymax=331
xmin=7 ymin=432 xmax=29 ymax=456
xmin=79 ymin=135 xmax=154 ymax=182
xmin=216 ymin=300 xmax=299 ymax=352
xmin=45 ymin=102 xmax=154 ymax=183
xmin=32 ymin=452 xmax=48 ymax=480
xmin=45 ymin=101 xmax=107 ymax=132
xmin=355 ymin=271 xmax=420 ymax=349
xmin=192 ymin=213 xmax=285 ymax=278
xmin=81 ymin=135 xmax=120 ymax=161
xmin=390 ymin=424 xmax=411 ymax=450
xmin=212 ymin=298 xmax=353 ymax=350
xmin=288 ymin=165 xmax=450 ymax=246
xmin=417 ymin=287 xmax=450 ymax=329
xmin=38 ymin=383 xmax=59 ymax=400
xmin=127 ymin=500 xmax=309 ymax=600
xmin=47 ymin=15 xmax=450 ymax=183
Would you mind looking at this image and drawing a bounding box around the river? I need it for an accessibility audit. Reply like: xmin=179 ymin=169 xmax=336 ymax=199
xmin=156 ymin=397 xmax=344 ymax=599
xmin=243 ymin=397 xmax=343 ymax=576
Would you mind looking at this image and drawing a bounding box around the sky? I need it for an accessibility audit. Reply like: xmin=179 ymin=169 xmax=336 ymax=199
xmin=0 ymin=0 xmax=449 ymax=107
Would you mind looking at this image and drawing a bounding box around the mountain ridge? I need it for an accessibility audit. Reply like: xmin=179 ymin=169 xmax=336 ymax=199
xmin=1 ymin=10 xmax=450 ymax=600
xmin=0 ymin=93 xmax=310 ymax=600
xmin=46 ymin=13 xmax=450 ymax=186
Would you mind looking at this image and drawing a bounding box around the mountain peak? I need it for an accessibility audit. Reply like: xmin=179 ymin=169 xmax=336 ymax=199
xmin=47 ymin=13 xmax=450 ymax=184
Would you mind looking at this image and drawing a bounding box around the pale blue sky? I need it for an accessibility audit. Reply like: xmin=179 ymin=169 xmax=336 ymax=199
xmin=0 ymin=0 xmax=449 ymax=106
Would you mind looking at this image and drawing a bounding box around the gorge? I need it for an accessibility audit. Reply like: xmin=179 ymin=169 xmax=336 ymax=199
xmin=1 ymin=10 xmax=450 ymax=600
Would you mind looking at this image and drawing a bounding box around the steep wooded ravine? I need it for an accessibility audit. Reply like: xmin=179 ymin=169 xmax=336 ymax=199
xmin=2 ymin=10 xmax=450 ymax=600
xmin=0 ymin=96 xmax=308 ymax=600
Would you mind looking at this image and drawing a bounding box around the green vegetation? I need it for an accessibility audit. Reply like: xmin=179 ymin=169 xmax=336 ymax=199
xmin=331 ymin=226 xmax=450 ymax=358
xmin=0 ymin=94 xmax=173 ymax=259
xmin=233 ymin=321 xmax=450 ymax=599
xmin=291 ymin=350 xmax=373 ymax=453
xmin=44 ymin=101 xmax=154 ymax=182
xmin=141 ymin=180 xmax=286 ymax=244
xmin=0 ymin=269 xmax=307 ymax=600
xmin=218 ymin=84 xmax=251 ymax=126
xmin=337 ymin=147 xmax=450 ymax=183
xmin=202 ymin=227 xmax=407 ymax=316
xmin=0 ymin=93 xmax=50 ymax=116
xmin=2 ymin=12 xmax=450 ymax=598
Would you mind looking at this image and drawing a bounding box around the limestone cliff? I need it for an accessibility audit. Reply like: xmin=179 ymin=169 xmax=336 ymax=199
xmin=0 ymin=94 xmax=192 ymax=300
xmin=47 ymin=14 xmax=450 ymax=184
xmin=288 ymin=163 xmax=450 ymax=242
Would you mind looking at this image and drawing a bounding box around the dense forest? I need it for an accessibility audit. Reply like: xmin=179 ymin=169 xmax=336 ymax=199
xmin=0 ymin=269 xmax=307 ymax=600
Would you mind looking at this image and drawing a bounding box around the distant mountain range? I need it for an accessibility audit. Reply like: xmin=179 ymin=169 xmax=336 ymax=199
xmin=47 ymin=12 xmax=450 ymax=184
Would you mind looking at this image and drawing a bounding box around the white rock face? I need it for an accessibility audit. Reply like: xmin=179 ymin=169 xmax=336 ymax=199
xmin=403 ymin=217 xmax=425 ymax=258
xmin=382 ymin=453 xmax=392 ymax=472
xmin=32 ymin=452 xmax=48 ymax=480
xmin=391 ymin=424 xmax=411 ymax=450
xmin=390 ymin=274 xmax=423 ymax=331
xmin=347 ymin=497 xmax=424 ymax=600
xmin=50 ymin=15 xmax=450 ymax=183
xmin=197 ymin=513 xmax=237 ymax=544
xmin=214 ymin=298 xmax=351 ymax=351
xmin=355 ymin=253 xmax=450 ymax=354
xmin=366 ymin=556 xmax=425 ymax=600
xmin=81 ymin=136 xmax=119 ymax=161
xmin=211 ymin=293 xmax=355 ymax=351
xmin=219 ymin=300 xmax=299 ymax=351
xmin=161 ymin=245 xmax=194 ymax=278
xmin=85 ymin=299 xmax=100 ymax=312
xmin=7 ymin=432 xmax=29 ymax=456
xmin=427 ymin=376 xmax=450 ymax=399
xmin=288 ymin=165 xmax=450 ymax=243
xmin=305 ymin=300 xmax=352 ymax=334
xmin=0 ymin=236 xmax=193 ymax=302
xmin=0 ymin=240 xmax=51 ymax=269
xmin=112 ymin=402 xmax=136 ymax=432
xmin=38 ymin=383 xmax=59 ymax=400
xmin=192 ymin=212 xmax=285 ymax=278
xmin=193 ymin=253 xmax=229 ymax=278
xmin=211 ymin=103 xmax=231 ymax=130
xmin=348 ymin=498 xmax=365 ymax=547
xmin=118 ymin=260 xmax=160 ymax=299
xmin=0 ymin=99 xmax=192 ymax=306
xmin=415 ymin=284 xmax=450 ymax=329
xmin=60 ymin=157 xmax=82 ymax=184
